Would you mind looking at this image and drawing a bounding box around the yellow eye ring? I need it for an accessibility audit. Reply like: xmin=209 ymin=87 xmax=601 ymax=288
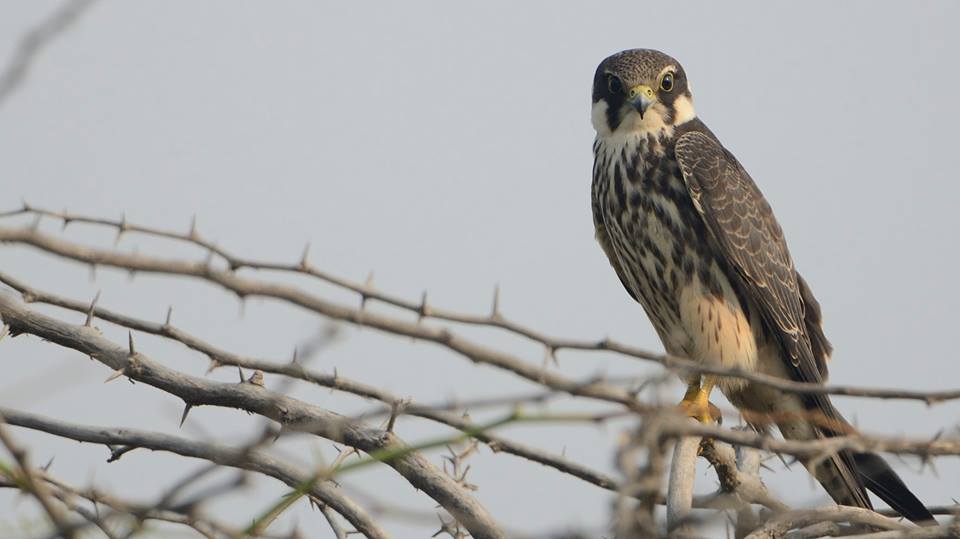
xmin=659 ymin=71 xmax=675 ymax=92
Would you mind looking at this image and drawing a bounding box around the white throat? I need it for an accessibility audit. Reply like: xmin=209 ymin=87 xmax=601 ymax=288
xmin=591 ymin=94 xmax=697 ymax=140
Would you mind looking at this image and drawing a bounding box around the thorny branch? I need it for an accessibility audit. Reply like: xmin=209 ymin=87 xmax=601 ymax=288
xmin=0 ymin=420 xmax=76 ymax=539
xmin=0 ymin=292 xmax=505 ymax=539
xmin=2 ymin=211 xmax=960 ymax=405
xmin=1 ymin=210 xmax=958 ymax=538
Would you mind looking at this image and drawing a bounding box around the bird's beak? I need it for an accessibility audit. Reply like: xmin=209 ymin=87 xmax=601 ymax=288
xmin=628 ymin=84 xmax=656 ymax=118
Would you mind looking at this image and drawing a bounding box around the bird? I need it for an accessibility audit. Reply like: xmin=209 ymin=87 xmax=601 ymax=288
xmin=590 ymin=48 xmax=934 ymax=524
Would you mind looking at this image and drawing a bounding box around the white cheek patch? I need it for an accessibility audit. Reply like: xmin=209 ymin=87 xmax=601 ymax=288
xmin=591 ymin=100 xmax=612 ymax=136
xmin=672 ymin=94 xmax=696 ymax=125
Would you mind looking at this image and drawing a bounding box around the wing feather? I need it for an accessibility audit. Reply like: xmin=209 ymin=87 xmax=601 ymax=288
xmin=674 ymin=131 xmax=872 ymax=509
xmin=675 ymin=131 xmax=818 ymax=381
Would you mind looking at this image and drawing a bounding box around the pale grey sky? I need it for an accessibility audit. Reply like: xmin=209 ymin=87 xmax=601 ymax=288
xmin=1 ymin=2 xmax=958 ymax=537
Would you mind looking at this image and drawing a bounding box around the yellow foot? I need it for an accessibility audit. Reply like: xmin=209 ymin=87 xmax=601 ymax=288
xmin=677 ymin=389 xmax=722 ymax=425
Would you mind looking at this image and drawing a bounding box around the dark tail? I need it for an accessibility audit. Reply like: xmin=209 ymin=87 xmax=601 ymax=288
xmin=778 ymin=397 xmax=935 ymax=526
xmin=853 ymin=452 xmax=936 ymax=525
xmin=814 ymin=401 xmax=936 ymax=525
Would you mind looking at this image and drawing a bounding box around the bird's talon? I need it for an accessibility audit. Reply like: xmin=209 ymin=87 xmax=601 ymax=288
xmin=677 ymin=395 xmax=722 ymax=425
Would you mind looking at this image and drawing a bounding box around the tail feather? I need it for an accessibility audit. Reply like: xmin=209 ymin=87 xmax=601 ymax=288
xmin=770 ymin=397 xmax=934 ymax=525
xmin=817 ymin=403 xmax=935 ymax=525
xmin=809 ymin=449 xmax=872 ymax=510
xmin=853 ymin=452 xmax=936 ymax=525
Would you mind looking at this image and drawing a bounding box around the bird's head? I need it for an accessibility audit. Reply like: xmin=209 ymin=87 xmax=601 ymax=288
xmin=592 ymin=49 xmax=696 ymax=138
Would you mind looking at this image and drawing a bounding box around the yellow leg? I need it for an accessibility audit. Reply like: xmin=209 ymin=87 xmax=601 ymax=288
xmin=677 ymin=376 xmax=722 ymax=424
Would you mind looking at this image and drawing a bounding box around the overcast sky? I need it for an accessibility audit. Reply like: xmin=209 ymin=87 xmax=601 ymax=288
xmin=1 ymin=2 xmax=958 ymax=537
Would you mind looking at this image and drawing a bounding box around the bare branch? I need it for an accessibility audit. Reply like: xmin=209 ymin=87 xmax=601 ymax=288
xmin=0 ymin=0 xmax=98 ymax=108
xmin=743 ymin=506 xmax=910 ymax=538
xmin=666 ymin=431 xmax=701 ymax=533
xmin=1 ymin=221 xmax=957 ymax=405
xmin=0 ymin=293 xmax=506 ymax=539
xmin=1 ymin=407 xmax=390 ymax=539
xmin=0 ymin=271 xmax=622 ymax=494
xmin=0 ymin=420 xmax=76 ymax=538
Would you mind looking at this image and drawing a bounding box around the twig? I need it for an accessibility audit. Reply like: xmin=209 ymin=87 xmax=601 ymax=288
xmin=320 ymin=503 xmax=349 ymax=539
xmin=0 ymin=1 xmax=97 ymax=107
xmin=743 ymin=506 xmax=911 ymax=538
xmin=0 ymin=419 xmax=77 ymax=539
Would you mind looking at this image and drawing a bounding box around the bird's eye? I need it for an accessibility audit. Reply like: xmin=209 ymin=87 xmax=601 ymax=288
xmin=660 ymin=72 xmax=675 ymax=92
xmin=607 ymin=74 xmax=623 ymax=95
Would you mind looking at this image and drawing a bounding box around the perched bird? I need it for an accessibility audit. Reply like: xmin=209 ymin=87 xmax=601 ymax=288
xmin=590 ymin=48 xmax=933 ymax=523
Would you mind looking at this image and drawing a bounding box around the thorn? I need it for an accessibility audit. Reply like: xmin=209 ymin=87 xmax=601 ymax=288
xmin=386 ymin=400 xmax=406 ymax=433
xmin=21 ymin=198 xmax=30 ymax=212
xmin=164 ymin=306 xmax=173 ymax=327
xmin=927 ymin=456 xmax=940 ymax=479
xmin=360 ymin=271 xmax=374 ymax=312
xmin=88 ymin=264 xmax=97 ymax=282
xmin=238 ymin=297 xmax=246 ymax=318
xmin=237 ymin=367 xmax=245 ymax=383
xmin=103 ymin=368 xmax=125 ymax=384
xmin=84 ymin=290 xmax=101 ymax=327
xmin=206 ymin=358 xmax=221 ymax=374
xmin=114 ymin=213 xmax=127 ymax=245
xmin=544 ymin=345 xmax=558 ymax=367
xmin=204 ymin=246 xmax=215 ymax=267
xmin=290 ymin=348 xmax=299 ymax=365
xmin=189 ymin=215 xmax=198 ymax=239
xmin=179 ymin=404 xmax=193 ymax=427
xmin=417 ymin=290 xmax=429 ymax=323
xmin=299 ymin=242 xmax=311 ymax=269
xmin=127 ymin=331 xmax=136 ymax=356
xmin=491 ymin=284 xmax=501 ymax=318
xmin=42 ymin=457 xmax=54 ymax=472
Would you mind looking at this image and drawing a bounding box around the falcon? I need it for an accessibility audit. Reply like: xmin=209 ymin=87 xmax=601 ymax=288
xmin=590 ymin=48 xmax=933 ymax=523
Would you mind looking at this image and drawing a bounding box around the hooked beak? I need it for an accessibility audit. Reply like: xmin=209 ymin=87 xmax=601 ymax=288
xmin=628 ymin=84 xmax=656 ymax=118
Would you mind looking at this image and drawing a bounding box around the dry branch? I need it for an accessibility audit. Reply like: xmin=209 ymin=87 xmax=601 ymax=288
xmin=0 ymin=292 xmax=505 ymax=539
xmin=0 ymin=421 xmax=76 ymax=538
xmin=0 ymin=270 xmax=622 ymax=495
xmin=2 ymin=217 xmax=958 ymax=405
xmin=1 ymin=211 xmax=956 ymax=538
xmin=1 ymin=407 xmax=388 ymax=538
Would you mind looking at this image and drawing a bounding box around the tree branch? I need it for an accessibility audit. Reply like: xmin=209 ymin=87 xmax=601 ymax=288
xmin=0 ymin=293 xmax=505 ymax=539
xmin=1 ymin=407 xmax=390 ymax=539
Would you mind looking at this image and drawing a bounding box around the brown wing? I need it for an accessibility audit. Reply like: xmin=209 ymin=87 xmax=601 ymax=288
xmin=798 ymin=272 xmax=832 ymax=380
xmin=674 ymin=131 xmax=821 ymax=384
xmin=674 ymin=131 xmax=870 ymax=508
